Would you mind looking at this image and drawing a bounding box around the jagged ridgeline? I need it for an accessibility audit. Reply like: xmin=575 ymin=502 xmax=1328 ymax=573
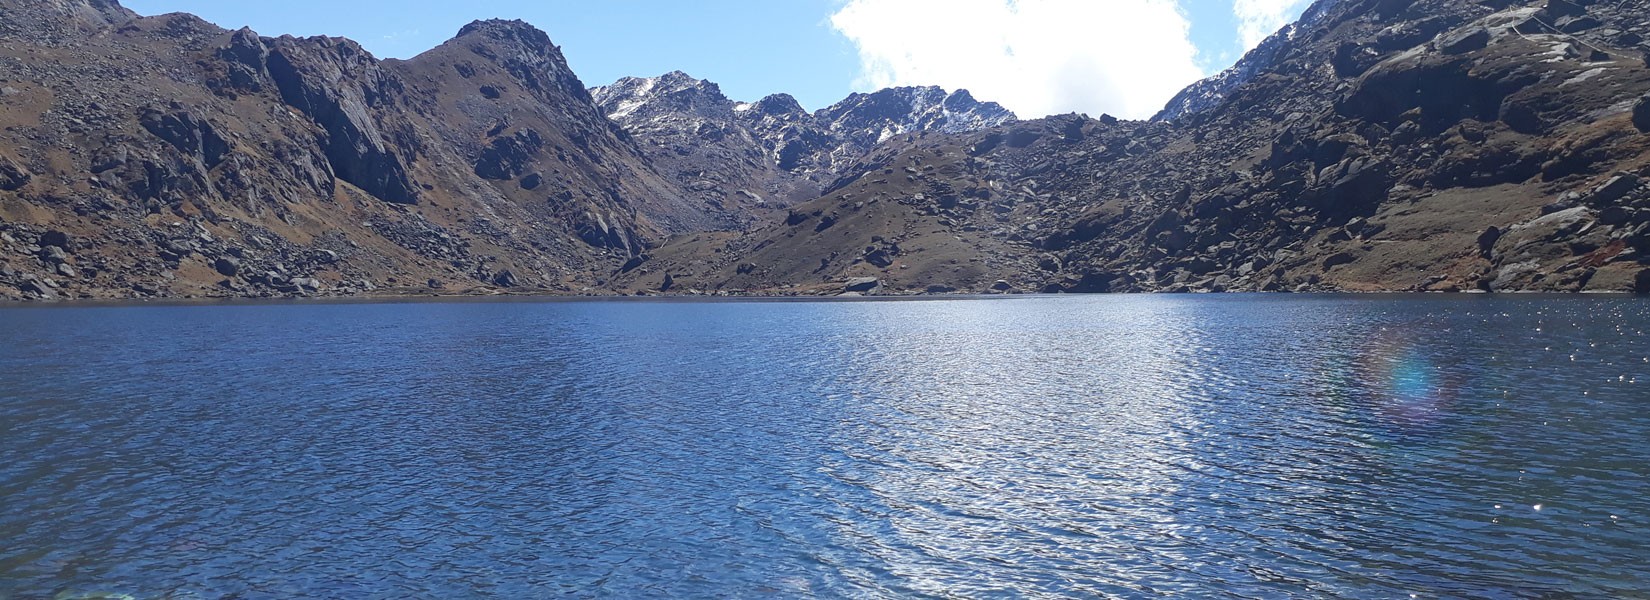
xmin=2 ymin=0 xmax=1649 ymax=301
xmin=0 ymin=0 xmax=1012 ymax=300
xmin=590 ymin=71 xmax=1014 ymax=231
xmin=612 ymin=0 xmax=1650 ymax=295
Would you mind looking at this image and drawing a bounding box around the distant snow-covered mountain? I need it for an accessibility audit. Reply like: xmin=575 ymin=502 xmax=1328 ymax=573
xmin=591 ymin=72 xmax=1015 ymax=226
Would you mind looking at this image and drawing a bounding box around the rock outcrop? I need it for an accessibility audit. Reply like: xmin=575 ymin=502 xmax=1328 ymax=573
xmin=265 ymin=35 xmax=421 ymax=205
xmin=0 ymin=156 xmax=30 ymax=191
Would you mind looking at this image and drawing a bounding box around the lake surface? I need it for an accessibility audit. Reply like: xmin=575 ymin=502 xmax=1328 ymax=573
xmin=2 ymin=294 xmax=1648 ymax=598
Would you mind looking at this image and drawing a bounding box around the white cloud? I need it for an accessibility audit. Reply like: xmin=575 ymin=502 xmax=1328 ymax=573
xmin=1233 ymin=0 xmax=1314 ymax=50
xmin=829 ymin=0 xmax=1206 ymax=120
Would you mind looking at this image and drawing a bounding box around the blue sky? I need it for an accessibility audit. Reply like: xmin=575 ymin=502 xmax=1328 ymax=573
xmin=122 ymin=0 xmax=1312 ymax=119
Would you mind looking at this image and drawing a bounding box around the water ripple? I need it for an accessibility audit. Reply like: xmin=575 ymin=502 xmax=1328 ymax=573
xmin=2 ymin=295 xmax=1649 ymax=598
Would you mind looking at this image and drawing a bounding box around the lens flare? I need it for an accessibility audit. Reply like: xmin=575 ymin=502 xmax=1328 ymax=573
xmin=1357 ymin=329 xmax=1460 ymax=426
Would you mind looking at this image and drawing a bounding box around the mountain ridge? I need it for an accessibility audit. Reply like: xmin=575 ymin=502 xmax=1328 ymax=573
xmin=610 ymin=0 xmax=1650 ymax=296
xmin=4 ymin=0 xmax=1650 ymax=302
xmin=589 ymin=71 xmax=1016 ymax=230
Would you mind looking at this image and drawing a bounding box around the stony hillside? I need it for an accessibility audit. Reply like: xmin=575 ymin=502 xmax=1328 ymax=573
xmin=0 ymin=0 xmax=702 ymax=301
xmin=616 ymin=0 xmax=1650 ymax=296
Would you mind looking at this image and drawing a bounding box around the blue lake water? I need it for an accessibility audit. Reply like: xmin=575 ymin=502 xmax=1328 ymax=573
xmin=2 ymin=294 xmax=1649 ymax=598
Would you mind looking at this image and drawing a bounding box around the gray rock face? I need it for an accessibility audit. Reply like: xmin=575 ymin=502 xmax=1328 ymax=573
xmin=454 ymin=20 xmax=592 ymax=104
xmin=474 ymin=129 xmax=545 ymax=180
xmin=140 ymin=109 xmax=232 ymax=168
xmin=265 ymin=36 xmax=421 ymax=205
xmin=589 ymin=72 xmax=796 ymax=227
xmin=217 ymin=28 xmax=271 ymax=93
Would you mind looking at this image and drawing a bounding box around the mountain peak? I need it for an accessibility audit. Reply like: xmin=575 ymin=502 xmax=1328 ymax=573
xmin=592 ymin=72 xmax=736 ymax=123
xmin=748 ymin=93 xmax=806 ymax=117
xmin=455 ymin=19 xmax=556 ymax=51
xmin=817 ymin=85 xmax=1015 ymax=136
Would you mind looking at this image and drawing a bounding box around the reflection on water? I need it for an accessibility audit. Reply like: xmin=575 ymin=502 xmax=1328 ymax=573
xmin=2 ymin=295 xmax=1648 ymax=598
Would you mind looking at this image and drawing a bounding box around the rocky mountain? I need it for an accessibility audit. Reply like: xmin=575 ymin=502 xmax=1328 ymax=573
xmin=5 ymin=0 xmax=1650 ymax=302
xmin=0 ymin=0 xmax=698 ymax=301
xmin=591 ymin=73 xmax=1015 ymax=229
xmin=589 ymin=72 xmax=798 ymax=231
xmin=614 ymin=0 xmax=1650 ymax=296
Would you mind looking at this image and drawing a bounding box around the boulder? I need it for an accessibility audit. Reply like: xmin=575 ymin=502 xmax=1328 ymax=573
xmin=38 ymin=245 xmax=68 ymax=264
xmin=213 ymin=256 xmax=240 ymax=277
xmin=843 ymin=277 xmax=880 ymax=293
xmin=1599 ymin=206 xmax=1631 ymax=226
xmin=37 ymin=230 xmax=71 ymax=249
xmin=1318 ymin=156 xmax=1393 ymax=216
xmin=1635 ymin=94 xmax=1650 ymax=133
xmin=493 ymin=270 xmax=519 ymax=287
xmin=18 ymin=278 xmax=55 ymax=300
xmin=1477 ymin=226 xmax=1501 ymax=258
xmin=1323 ymin=251 xmax=1358 ymax=270
xmin=0 ymin=156 xmax=30 ymax=191
xmin=573 ymin=210 xmax=639 ymax=255
xmin=1589 ymin=173 xmax=1640 ymax=206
